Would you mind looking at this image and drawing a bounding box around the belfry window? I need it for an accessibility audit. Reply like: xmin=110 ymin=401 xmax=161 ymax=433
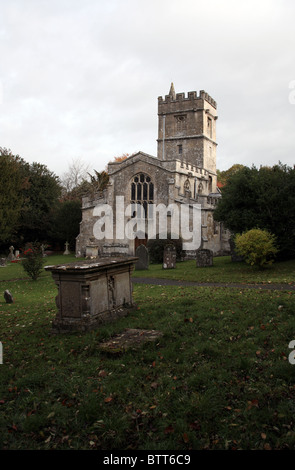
xmin=131 ymin=173 xmax=154 ymax=219
xmin=175 ymin=114 xmax=187 ymax=132
xmin=207 ymin=117 xmax=212 ymax=138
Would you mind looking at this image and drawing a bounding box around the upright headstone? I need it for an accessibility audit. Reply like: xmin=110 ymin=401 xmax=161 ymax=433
xmin=7 ymin=246 xmax=15 ymax=261
xmin=135 ymin=244 xmax=149 ymax=270
xmin=163 ymin=244 xmax=176 ymax=269
xmin=0 ymin=258 xmax=7 ymax=267
xmin=4 ymin=290 xmax=13 ymax=303
xmin=196 ymin=248 xmax=213 ymax=267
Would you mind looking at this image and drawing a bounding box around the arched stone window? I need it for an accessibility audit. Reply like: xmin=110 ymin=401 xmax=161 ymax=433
xmin=131 ymin=173 xmax=154 ymax=219
xmin=184 ymin=178 xmax=190 ymax=193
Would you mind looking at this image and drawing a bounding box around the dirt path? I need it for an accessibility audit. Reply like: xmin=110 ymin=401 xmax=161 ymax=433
xmin=132 ymin=277 xmax=295 ymax=291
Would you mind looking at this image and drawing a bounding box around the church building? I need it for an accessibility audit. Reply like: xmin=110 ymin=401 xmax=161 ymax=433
xmin=76 ymin=84 xmax=230 ymax=258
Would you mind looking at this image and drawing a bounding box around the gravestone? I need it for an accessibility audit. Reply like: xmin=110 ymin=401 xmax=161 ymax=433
xmin=0 ymin=258 xmax=6 ymax=267
xmin=196 ymin=248 xmax=213 ymax=267
xmin=7 ymin=246 xmax=15 ymax=261
xmin=63 ymin=241 xmax=70 ymax=255
xmin=163 ymin=244 xmax=176 ymax=269
xmin=135 ymin=244 xmax=149 ymax=270
xmin=4 ymin=290 xmax=13 ymax=303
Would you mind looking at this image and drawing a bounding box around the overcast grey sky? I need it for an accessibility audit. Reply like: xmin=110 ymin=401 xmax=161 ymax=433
xmin=1 ymin=0 xmax=295 ymax=177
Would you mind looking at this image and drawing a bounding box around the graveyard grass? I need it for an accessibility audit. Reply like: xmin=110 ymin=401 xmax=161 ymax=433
xmin=1 ymin=255 xmax=295 ymax=450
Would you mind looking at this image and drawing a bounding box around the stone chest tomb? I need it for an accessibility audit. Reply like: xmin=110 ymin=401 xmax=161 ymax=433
xmin=45 ymin=257 xmax=137 ymax=333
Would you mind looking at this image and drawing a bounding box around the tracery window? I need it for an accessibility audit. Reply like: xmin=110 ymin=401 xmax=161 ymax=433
xmin=131 ymin=173 xmax=154 ymax=219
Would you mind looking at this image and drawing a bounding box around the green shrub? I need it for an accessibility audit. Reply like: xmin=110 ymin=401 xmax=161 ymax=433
xmin=147 ymin=233 xmax=184 ymax=264
xmin=21 ymin=242 xmax=44 ymax=280
xmin=235 ymin=229 xmax=278 ymax=268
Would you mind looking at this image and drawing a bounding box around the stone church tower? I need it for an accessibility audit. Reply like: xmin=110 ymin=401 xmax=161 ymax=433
xmin=157 ymin=83 xmax=217 ymax=176
xmin=76 ymin=84 xmax=230 ymax=258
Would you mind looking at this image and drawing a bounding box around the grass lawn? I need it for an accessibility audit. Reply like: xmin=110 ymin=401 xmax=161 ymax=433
xmin=0 ymin=255 xmax=295 ymax=450
xmin=132 ymin=255 xmax=295 ymax=285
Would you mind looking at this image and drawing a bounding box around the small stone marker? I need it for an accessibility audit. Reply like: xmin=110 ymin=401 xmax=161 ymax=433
xmin=4 ymin=290 xmax=13 ymax=303
xmin=135 ymin=244 xmax=149 ymax=270
xmin=196 ymin=248 xmax=213 ymax=267
xmin=0 ymin=258 xmax=6 ymax=267
xmin=163 ymin=244 xmax=176 ymax=269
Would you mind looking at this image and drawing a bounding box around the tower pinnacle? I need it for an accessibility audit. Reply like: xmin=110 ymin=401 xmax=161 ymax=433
xmin=169 ymin=82 xmax=176 ymax=100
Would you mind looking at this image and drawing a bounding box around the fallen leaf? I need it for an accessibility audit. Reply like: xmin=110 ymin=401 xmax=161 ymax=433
xmin=183 ymin=432 xmax=189 ymax=443
xmin=164 ymin=425 xmax=174 ymax=434
xmin=247 ymin=399 xmax=259 ymax=410
xmin=104 ymin=396 xmax=113 ymax=403
xmin=98 ymin=370 xmax=107 ymax=377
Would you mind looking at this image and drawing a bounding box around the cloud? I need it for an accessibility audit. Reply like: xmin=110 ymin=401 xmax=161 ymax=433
xmin=0 ymin=0 xmax=295 ymax=176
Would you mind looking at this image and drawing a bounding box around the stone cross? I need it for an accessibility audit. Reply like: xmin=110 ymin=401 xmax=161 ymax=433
xmin=63 ymin=241 xmax=70 ymax=255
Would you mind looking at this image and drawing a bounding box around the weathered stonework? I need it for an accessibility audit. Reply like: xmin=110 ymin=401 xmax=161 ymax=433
xmin=76 ymin=84 xmax=230 ymax=258
xmin=45 ymin=257 xmax=137 ymax=333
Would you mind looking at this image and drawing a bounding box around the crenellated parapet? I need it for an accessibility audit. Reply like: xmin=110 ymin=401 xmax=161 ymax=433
xmin=158 ymin=89 xmax=217 ymax=110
